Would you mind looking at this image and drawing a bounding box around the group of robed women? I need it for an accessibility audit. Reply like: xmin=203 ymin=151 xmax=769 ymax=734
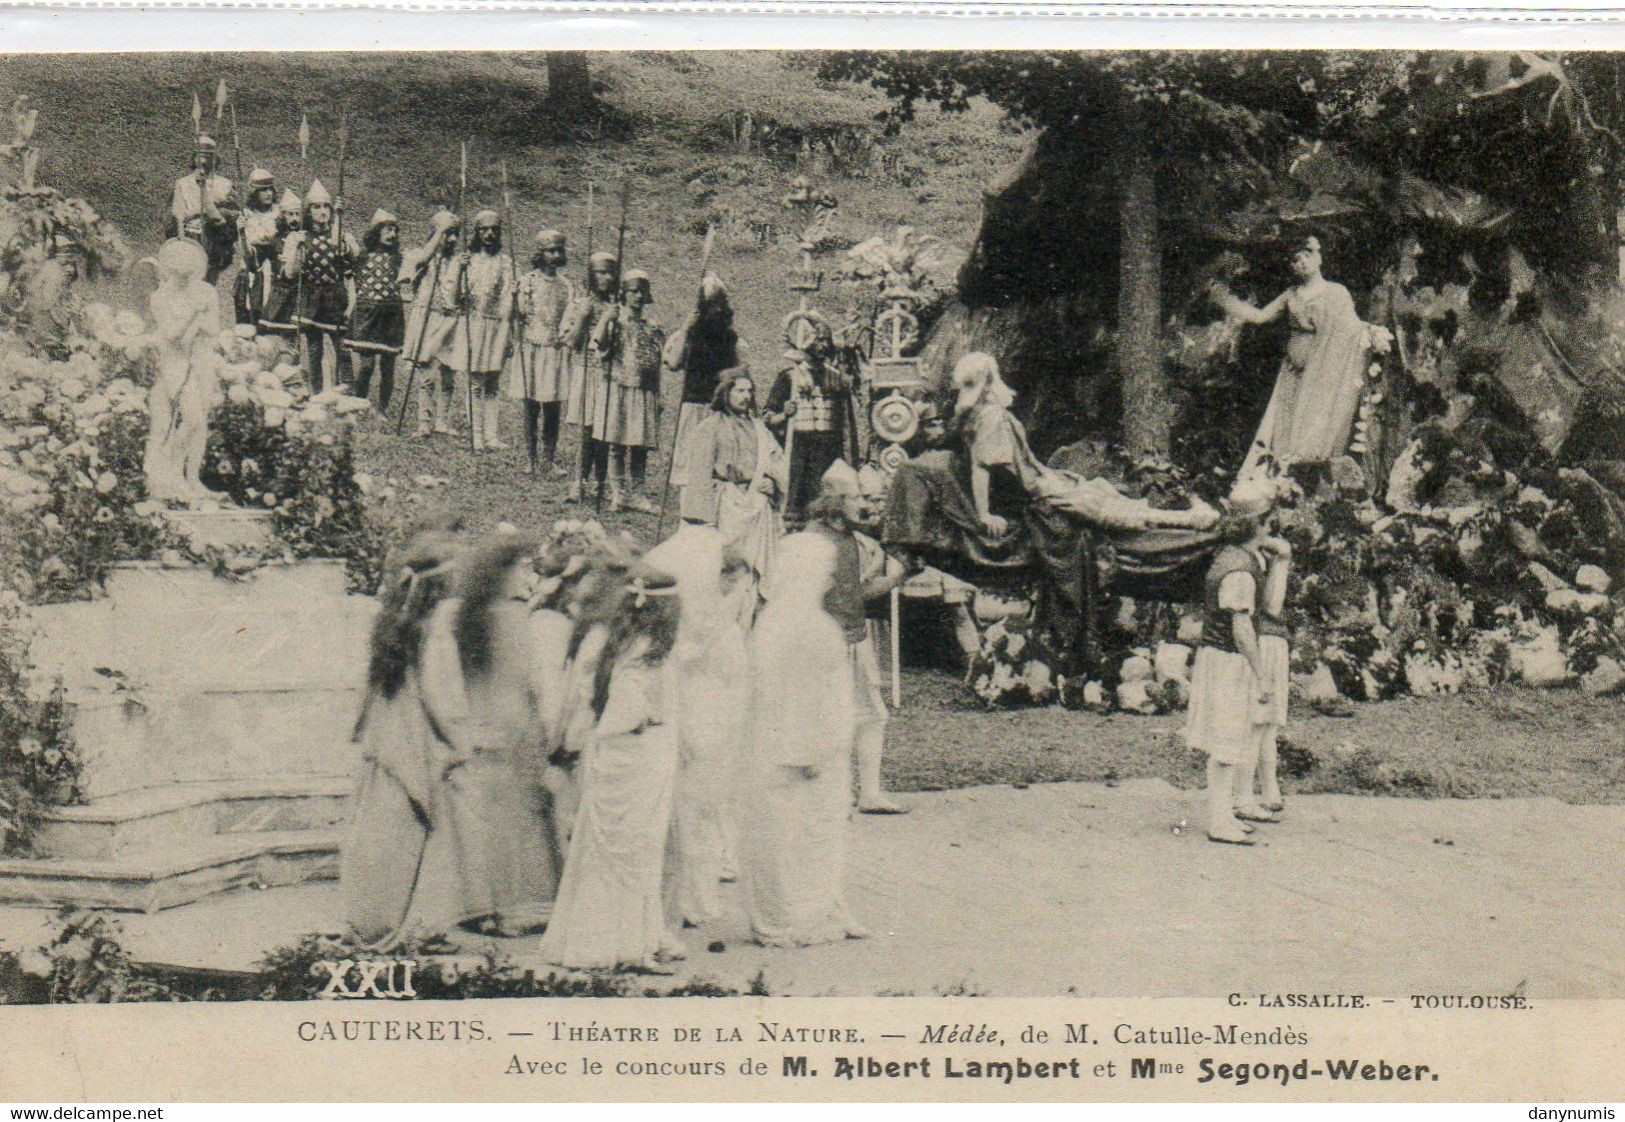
xmin=340 ymin=459 xmax=906 ymax=969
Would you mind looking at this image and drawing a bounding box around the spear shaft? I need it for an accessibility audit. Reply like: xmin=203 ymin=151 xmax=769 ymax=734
xmin=500 ymin=160 xmax=532 ymax=458
xmin=460 ymin=140 xmax=477 ymax=451
xmin=228 ymin=101 xmax=249 ymax=267
xmin=612 ymin=170 xmax=630 ymax=301
xmin=335 ymin=110 xmax=348 ymax=250
xmin=584 ymin=181 xmax=595 ymax=284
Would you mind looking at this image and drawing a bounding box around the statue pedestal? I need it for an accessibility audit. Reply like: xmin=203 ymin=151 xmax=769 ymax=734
xmin=161 ymin=506 xmax=275 ymax=553
xmin=0 ymin=557 xmax=376 ymax=912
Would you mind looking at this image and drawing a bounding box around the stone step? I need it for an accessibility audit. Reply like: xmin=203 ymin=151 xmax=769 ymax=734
xmin=68 ymin=691 xmax=365 ymax=802
xmin=0 ymin=829 xmax=342 ymax=913
xmin=33 ymin=777 xmax=353 ymax=860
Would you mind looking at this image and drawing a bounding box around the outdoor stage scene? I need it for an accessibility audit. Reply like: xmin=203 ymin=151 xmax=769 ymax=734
xmin=0 ymin=50 xmax=1622 ymax=1001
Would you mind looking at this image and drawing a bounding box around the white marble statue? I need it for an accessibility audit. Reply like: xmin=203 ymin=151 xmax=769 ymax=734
xmin=143 ymin=238 xmax=225 ymax=504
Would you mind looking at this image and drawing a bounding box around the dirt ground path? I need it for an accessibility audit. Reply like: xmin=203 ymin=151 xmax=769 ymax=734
xmin=6 ymin=779 xmax=1621 ymax=998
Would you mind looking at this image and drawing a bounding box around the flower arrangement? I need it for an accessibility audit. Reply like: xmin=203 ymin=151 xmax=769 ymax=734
xmin=969 ymin=614 xmax=1058 ymax=708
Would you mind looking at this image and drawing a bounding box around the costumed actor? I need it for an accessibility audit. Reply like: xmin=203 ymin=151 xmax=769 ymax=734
xmin=664 ymin=272 xmax=741 ymax=503
xmin=679 ymin=369 xmax=786 ymax=591
xmin=283 ymin=179 xmax=356 ymax=393
xmin=591 ymin=267 xmax=665 ymax=512
xmin=401 ymin=210 xmax=464 ymax=438
xmin=166 ymin=134 xmax=239 ymax=284
xmin=562 ymin=252 xmax=619 ymax=503
xmin=461 ymin=209 xmax=516 ymax=452
xmin=507 ymin=228 xmax=581 ymax=475
xmin=344 ymin=208 xmax=407 ymax=414
xmin=745 ymin=461 xmax=917 ymax=947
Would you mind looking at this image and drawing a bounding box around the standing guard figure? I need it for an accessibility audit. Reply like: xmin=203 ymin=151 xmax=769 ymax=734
xmin=591 ymin=267 xmax=665 ymax=512
xmin=507 ymin=228 xmax=581 ymax=474
xmin=167 ymin=134 xmax=238 ymax=284
xmin=401 ymin=210 xmax=464 ymax=438
xmin=765 ymin=328 xmax=853 ymax=529
xmin=283 ymin=179 xmax=356 ymax=392
xmin=256 ymin=189 xmax=304 ymax=348
xmin=233 ymin=168 xmax=280 ymax=329
xmin=562 ymin=251 xmax=620 ymax=503
xmin=460 ymin=209 xmax=515 ymax=452
xmin=345 ymin=208 xmax=407 ymax=414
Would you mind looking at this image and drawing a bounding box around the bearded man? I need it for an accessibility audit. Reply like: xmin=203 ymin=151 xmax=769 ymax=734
xmin=458 ymin=209 xmax=516 ymax=452
xmin=400 ymin=211 xmax=464 ymax=438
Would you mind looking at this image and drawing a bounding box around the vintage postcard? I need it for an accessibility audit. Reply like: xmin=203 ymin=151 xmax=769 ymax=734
xmin=0 ymin=3 xmax=1621 ymax=1105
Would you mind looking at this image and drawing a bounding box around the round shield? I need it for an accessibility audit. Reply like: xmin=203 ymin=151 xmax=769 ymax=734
xmin=871 ymin=391 xmax=919 ymax=446
xmin=878 ymin=442 xmax=910 ymax=473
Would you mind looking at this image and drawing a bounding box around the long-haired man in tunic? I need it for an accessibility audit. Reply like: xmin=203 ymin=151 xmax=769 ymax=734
xmin=460 ymin=209 xmax=516 ymax=452
xmin=506 ymin=228 xmax=580 ymax=474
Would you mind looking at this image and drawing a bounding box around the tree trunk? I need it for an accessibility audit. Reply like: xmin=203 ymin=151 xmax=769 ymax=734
xmin=1115 ymin=111 xmax=1167 ymax=458
xmin=546 ymin=52 xmax=593 ymax=110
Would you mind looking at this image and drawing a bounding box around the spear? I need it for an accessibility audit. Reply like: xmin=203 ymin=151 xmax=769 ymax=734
xmin=395 ymin=230 xmax=448 ymax=437
xmin=500 ymin=159 xmax=534 ymax=471
xmin=294 ymin=113 xmax=311 ymax=381
xmin=459 ymin=140 xmax=477 ymax=452
xmin=214 ymin=78 xmax=227 ymax=126
xmin=227 ymin=102 xmax=245 ymax=187
xmin=595 ymin=171 xmax=632 ymax=515
xmin=584 ymin=181 xmax=595 ymax=282
xmin=191 ymin=92 xmax=202 ymax=139
xmin=612 ymin=169 xmax=631 ymax=303
xmin=227 ymin=98 xmax=249 ymax=266
xmin=335 ymin=109 xmax=348 ymax=249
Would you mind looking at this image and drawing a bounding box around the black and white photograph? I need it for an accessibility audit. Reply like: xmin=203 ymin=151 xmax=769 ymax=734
xmin=0 ymin=38 xmax=1619 ymax=1092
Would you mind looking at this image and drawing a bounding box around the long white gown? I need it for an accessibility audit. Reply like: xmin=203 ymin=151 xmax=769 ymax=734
xmin=539 ymin=655 xmax=683 ymax=971
xmin=648 ymin=526 xmax=752 ymax=928
xmin=344 ymin=599 xmax=560 ymax=945
xmin=744 ymin=530 xmax=864 ymax=947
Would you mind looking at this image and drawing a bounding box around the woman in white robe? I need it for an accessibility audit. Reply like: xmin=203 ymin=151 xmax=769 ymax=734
xmin=539 ymin=563 xmax=688 ymax=972
xmin=342 ymin=529 xmax=463 ymax=951
xmin=1209 ymin=235 xmax=1391 ymax=478
xmin=744 ymin=524 xmax=867 ymax=948
xmin=647 ymin=525 xmax=751 ymax=929
xmin=344 ymin=532 xmax=560 ymax=944
xmin=417 ymin=537 xmax=560 ymax=936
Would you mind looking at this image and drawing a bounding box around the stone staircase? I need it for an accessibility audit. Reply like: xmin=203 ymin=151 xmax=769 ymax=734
xmin=0 ymin=541 xmax=375 ymax=913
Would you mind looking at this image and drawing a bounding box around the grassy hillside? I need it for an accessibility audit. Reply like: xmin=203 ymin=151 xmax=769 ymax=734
xmin=0 ymin=51 xmax=1026 ymax=551
xmin=0 ymin=52 xmax=1025 ymax=367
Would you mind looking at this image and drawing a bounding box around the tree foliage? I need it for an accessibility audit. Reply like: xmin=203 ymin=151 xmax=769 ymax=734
xmin=824 ymin=51 xmax=1625 ymax=458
